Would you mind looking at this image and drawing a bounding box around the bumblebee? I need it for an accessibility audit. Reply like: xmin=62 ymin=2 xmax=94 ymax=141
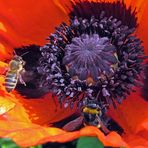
xmin=5 ymin=55 xmax=26 ymax=92
xmin=82 ymin=103 xmax=110 ymax=134
xmin=82 ymin=103 xmax=102 ymax=127
xmin=62 ymin=103 xmax=110 ymax=134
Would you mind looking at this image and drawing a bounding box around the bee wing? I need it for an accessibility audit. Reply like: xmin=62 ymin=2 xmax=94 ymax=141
xmin=63 ymin=116 xmax=83 ymax=132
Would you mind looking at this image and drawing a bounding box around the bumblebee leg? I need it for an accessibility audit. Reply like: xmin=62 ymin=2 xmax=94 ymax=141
xmin=96 ymin=115 xmax=110 ymax=134
xmin=18 ymin=74 xmax=26 ymax=86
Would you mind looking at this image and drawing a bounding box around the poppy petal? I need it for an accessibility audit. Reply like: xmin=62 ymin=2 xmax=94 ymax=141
xmin=0 ymin=72 xmax=78 ymax=125
xmin=137 ymin=1 xmax=148 ymax=54
xmin=0 ymin=0 xmax=78 ymax=133
xmin=0 ymin=118 xmax=129 ymax=147
xmin=0 ymin=0 xmax=147 ymax=147
xmin=0 ymin=97 xmax=15 ymax=115
xmin=0 ymin=61 xmax=8 ymax=75
xmin=0 ymin=0 xmax=68 ymax=49
xmin=136 ymin=119 xmax=148 ymax=133
xmin=108 ymin=89 xmax=148 ymax=133
xmin=0 ymin=59 xmax=78 ymax=125
xmin=0 ymin=73 xmax=129 ymax=147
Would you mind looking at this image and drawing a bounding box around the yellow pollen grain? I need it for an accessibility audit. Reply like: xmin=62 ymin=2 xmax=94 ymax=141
xmin=0 ymin=22 xmax=7 ymax=32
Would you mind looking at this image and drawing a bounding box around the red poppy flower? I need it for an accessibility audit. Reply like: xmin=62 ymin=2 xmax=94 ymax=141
xmin=0 ymin=0 xmax=148 ymax=147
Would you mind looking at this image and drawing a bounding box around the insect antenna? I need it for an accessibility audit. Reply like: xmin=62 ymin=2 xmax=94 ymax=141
xmin=21 ymin=51 xmax=29 ymax=57
xmin=13 ymin=50 xmax=17 ymax=56
xmin=13 ymin=50 xmax=29 ymax=57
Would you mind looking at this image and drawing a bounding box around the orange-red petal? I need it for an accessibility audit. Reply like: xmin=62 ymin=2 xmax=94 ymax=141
xmin=0 ymin=0 xmax=148 ymax=147
xmin=0 ymin=70 xmax=78 ymax=125
xmin=0 ymin=0 xmax=77 ymax=125
xmin=108 ymin=90 xmax=148 ymax=133
xmin=0 ymin=97 xmax=15 ymax=115
xmin=107 ymin=89 xmax=148 ymax=147
xmin=0 ymin=0 xmax=69 ymax=60
xmin=137 ymin=0 xmax=148 ymax=55
xmin=0 ymin=118 xmax=129 ymax=147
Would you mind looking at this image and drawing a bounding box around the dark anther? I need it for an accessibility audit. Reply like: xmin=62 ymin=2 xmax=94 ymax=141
xmin=69 ymin=0 xmax=137 ymax=28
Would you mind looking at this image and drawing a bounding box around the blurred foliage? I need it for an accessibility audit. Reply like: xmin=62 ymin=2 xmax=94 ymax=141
xmin=76 ymin=137 xmax=104 ymax=148
xmin=0 ymin=138 xmax=42 ymax=148
xmin=43 ymin=137 xmax=105 ymax=148
xmin=0 ymin=137 xmax=106 ymax=148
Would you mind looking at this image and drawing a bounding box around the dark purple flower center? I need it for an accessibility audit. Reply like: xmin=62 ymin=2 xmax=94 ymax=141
xmin=63 ymin=34 xmax=118 ymax=83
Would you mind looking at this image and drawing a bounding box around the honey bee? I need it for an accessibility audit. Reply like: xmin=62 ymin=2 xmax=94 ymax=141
xmin=5 ymin=53 xmax=28 ymax=92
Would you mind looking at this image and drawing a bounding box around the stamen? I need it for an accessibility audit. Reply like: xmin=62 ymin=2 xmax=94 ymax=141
xmin=69 ymin=1 xmax=137 ymax=28
xmin=38 ymin=11 xmax=144 ymax=109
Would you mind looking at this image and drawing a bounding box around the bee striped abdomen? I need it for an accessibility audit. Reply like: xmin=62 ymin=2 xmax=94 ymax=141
xmin=5 ymin=71 xmax=17 ymax=92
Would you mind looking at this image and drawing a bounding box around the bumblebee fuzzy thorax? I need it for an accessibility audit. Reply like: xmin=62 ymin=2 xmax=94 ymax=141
xmin=82 ymin=104 xmax=101 ymax=115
